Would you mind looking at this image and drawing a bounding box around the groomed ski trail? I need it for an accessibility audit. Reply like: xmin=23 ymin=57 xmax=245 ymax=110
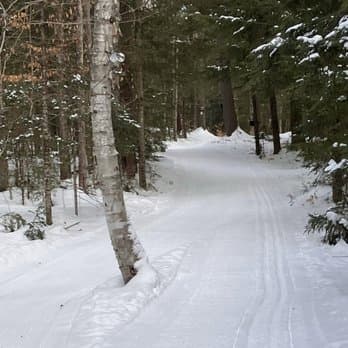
xmin=0 ymin=132 xmax=343 ymax=348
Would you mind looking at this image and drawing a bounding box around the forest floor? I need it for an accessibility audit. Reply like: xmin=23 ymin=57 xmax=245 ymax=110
xmin=1 ymin=129 xmax=348 ymax=348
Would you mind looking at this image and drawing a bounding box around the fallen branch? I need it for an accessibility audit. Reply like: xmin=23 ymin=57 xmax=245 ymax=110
xmin=64 ymin=221 xmax=80 ymax=230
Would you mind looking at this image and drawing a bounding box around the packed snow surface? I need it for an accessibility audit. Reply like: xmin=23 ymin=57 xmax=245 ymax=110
xmin=1 ymin=128 xmax=348 ymax=348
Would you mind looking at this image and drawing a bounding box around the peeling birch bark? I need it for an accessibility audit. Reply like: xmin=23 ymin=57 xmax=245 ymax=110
xmin=90 ymin=0 xmax=145 ymax=284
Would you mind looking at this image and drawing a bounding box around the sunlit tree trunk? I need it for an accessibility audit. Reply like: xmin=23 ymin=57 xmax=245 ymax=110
xmin=90 ymin=0 xmax=144 ymax=283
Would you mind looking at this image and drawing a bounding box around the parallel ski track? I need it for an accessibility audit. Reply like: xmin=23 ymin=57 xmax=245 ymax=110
xmin=232 ymin=168 xmax=294 ymax=348
xmin=264 ymin=173 xmax=328 ymax=348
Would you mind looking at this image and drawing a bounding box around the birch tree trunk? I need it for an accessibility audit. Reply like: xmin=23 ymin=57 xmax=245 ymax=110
xmin=90 ymin=0 xmax=144 ymax=284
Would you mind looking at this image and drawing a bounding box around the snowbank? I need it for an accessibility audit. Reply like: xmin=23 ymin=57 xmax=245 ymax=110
xmin=167 ymin=127 xmax=217 ymax=149
xmin=187 ymin=127 xmax=217 ymax=142
xmin=227 ymin=127 xmax=253 ymax=143
xmin=66 ymin=247 xmax=187 ymax=348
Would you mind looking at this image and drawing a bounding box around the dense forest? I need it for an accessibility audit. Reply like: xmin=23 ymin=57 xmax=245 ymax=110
xmin=0 ymin=0 xmax=347 ymax=274
xmin=1 ymin=1 xmax=348 ymax=346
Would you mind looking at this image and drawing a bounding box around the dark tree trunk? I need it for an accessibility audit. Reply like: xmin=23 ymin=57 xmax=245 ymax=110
xmin=269 ymin=88 xmax=281 ymax=155
xmin=172 ymin=39 xmax=178 ymax=141
xmin=200 ymin=105 xmax=206 ymax=130
xmin=193 ymin=86 xmax=198 ymax=129
xmin=135 ymin=0 xmax=146 ymax=190
xmin=0 ymin=158 xmax=8 ymax=192
xmin=181 ymin=99 xmax=187 ymax=138
xmin=77 ymin=0 xmax=89 ymax=193
xmin=122 ymin=154 xmax=137 ymax=180
xmin=40 ymin=9 xmax=52 ymax=225
xmin=58 ymin=114 xmax=71 ymax=180
xmin=332 ymin=150 xmax=344 ymax=203
xmin=219 ymin=73 xmax=238 ymax=136
xmin=57 ymin=3 xmax=71 ymax=181
xmin=0 ymin=69 xmax=8 ymax=192
xmin=252 ymin=94 xmax=261 ymax=156
xmin=0 ymin=79 xmax=8 ymax=192
xmin=332 ymin=170 xmax=344 ymax=203
xmin=290 ymin=98 xmax=302 ymax=144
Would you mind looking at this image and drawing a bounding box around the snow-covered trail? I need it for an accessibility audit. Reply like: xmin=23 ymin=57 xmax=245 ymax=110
xmin=108 ymin=140 xmax=323 ymax=348
xmin=1 ymin=132 xmax=347 ymax=348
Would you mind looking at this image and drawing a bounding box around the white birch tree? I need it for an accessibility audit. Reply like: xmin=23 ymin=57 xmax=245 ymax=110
xmin=90 ymin=0 xmax=145 ymax=284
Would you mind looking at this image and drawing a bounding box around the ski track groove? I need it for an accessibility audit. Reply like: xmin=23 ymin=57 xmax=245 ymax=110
xmin=260 ymin=182 xmax=296 ymax=348
xmin=259 ymin=184 xmax=289 ymax=348
xmin=263 ymin=168 xmax=328 ymax=348
xmin=231 ymin=185 xmax=266 ymax=348
xmin=232 ymin=164 xmax=294 ymax=348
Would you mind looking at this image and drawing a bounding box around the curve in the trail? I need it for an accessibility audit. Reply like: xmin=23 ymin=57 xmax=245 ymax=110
xmin=0 ymin=138 xmax=334 ymax=348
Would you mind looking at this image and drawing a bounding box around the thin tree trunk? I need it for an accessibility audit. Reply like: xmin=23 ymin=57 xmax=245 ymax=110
xmin=135 ymin=0 xmax=146 ymax=190
xmin=269 ymin=88 xmax=281 ymax=155
xmin=77 ymin=0 xmax=89 ymax=192
xmin=219 ymin=72 xmax=238 ymax=136
xmin=73 ymin=139 xmax=79 ymax=216
xmin=252 ymin=94 xmax=261 ymax=156
xmin=20 ymin=161 xmax=25 ymax=205
xmin=56 ymin=3 xmax=71 ymax=181
xmin=172 ymin=38 xmax=178 ymax=141
xmin=0 ymin=158 xmax=8 ymax=192
xmin=0 ymin=78 xmax=8 ymax=192
xmin=181 ymin=98 xmax=187 ymax=138
xmin=40 ymin=9 xmax=52 ymax=225
xmin=193 ymin=86 xmax=198 ymax=129
xmin=200 ymin=103 xmax=206 ymax=130
xmin=0 ymin=7 xmax=8 ymax=191
xmin=58 ymin=115 xmax=71 ymax=180
xmin=83 ymin=0 xmax=92 ymax=52
xmin=78 ymin=118 xmax=89 ymax=191
xmin=91 ymin=0 xmax=144 ymax=284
